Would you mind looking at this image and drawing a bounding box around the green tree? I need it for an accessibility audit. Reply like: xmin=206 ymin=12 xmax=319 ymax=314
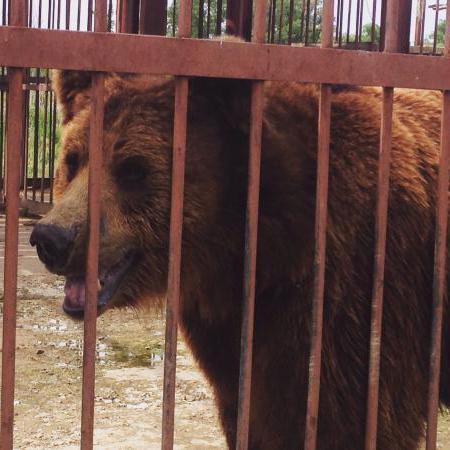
xmin=428 ymin=19 xmax=447 ymax=46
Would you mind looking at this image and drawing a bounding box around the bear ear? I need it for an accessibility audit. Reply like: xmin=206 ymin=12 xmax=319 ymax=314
xmin=52 ymin=70 xmax=93 ymax=124
xmin=189 ymin=77 xmax=253 ymax=133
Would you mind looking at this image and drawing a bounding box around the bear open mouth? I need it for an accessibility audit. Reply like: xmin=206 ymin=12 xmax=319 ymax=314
xmin=63 ymin=251 xmax=136 ymax=318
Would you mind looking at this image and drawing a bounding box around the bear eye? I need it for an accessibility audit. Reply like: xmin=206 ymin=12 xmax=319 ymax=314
xmin=115 ymin=156 xmax=148 ymax=190
xmin=65 ymin=152 xmax=79 ymax=182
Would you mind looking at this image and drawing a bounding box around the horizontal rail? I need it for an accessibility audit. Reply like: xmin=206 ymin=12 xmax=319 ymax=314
xmin=1 ymin=27 xmax=450 ymax=89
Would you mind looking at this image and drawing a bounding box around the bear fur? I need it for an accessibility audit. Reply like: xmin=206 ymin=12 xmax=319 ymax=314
xmin=35 ymin=71 xmax=449 ymax=450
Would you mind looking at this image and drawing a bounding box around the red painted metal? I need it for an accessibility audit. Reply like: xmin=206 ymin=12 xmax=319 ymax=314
xmin=2 ymin=28 xmax=450 ymax=90
xmin=161 ymin=0 xmax=192 ymax=448
xmin=226 ymin=0 xmax=253 ymax=41
xmin=235 ymin=1 xmax=266 ymax=448
xmin=118 ymin=0 xmax=139 ymax=33
xmin=304 ymin=2 xmax=334 ymax=449
xmin=80 ymin=1 xmax=107 ymax=449
xmin=0 ymin=3 xmax=26 ymax=450
xmin=140 ymin=0 xmax=168 ymax=36
xmin=365 ymin=2 xmax=400 ymax=449
xmin=80 ymin=71 xmax=105 ymax=450
xmin=426 ymin=5 xmax=450 ymax=449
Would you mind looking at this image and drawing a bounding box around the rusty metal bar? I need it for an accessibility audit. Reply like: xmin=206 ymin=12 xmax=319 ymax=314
xmin=338 ymin=0 xmax=344 ymax=46
xmin=364 ymin=2 xmax=399 ymax=449
xmin=65 ymin=0 xmax=71 ymax=29
xmin=287 ymin=0 xmax=294 ymax=44
xmin=304 ymin=1 xmax=334 ymax=449
xmin=32 ymin=71 xmax=39 ymax=200
xmin=40 ymin=87 xmax=49 ymax=202
xmin=312 ymin=0 xmax=318 ymax=43
xmin=235 ymin=1 xmax=266 ymax=449
xmin=140 ymin=0 xmax=168 ymax=35
xmin=118 ymin=0 xmax=140 ymax=33
xmin=270 ymin=0 xmax=276 ymax=43
xmin=79 ymin=1 xmax=107 ymax=449
xmin=161 ymin=1 xmax=192 ymax=448
xmin=346 ymin=0 xmax=352 ymax=43
xmin=371 ymin=0 xmax=378 ymax=44
xmin=215 ymin=0 xmax=222 ymax=35
xmin=0 ymin=2 xmax=26 ymax=449
xmin=358 ymin=0 xmax=364 ymax=42
xmin=420 ymin=0 xmax=427 ymax=53
xmin=4 ymin=27 xmax=450 ymax=89
xmin=304 ymin=0 xmax=311 ymax=44
xmin=198 ymin=0 xmax=204 ymax=37
xmin=206 ymin=0 xmax=211 ymax=36
xmin=278 ymin=0 xmax=284 ymax=43
xmin=426 ymin=5 xmax=450 ymax=448
xmin=432 ymin=0 xmax=440 ymax=54
xmin=335 ymin=0 xmax=341 ymax=42
xmin=49 ymin=94 xmax=57 ymax=203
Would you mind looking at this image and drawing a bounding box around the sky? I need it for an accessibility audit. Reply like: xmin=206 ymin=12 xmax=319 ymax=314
xmin=0 ymin=0 xmax=445 ymax=43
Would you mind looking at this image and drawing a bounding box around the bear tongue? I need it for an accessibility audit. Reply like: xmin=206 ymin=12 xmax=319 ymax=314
xmin=63 ymin=278 xmax=86 ymax=314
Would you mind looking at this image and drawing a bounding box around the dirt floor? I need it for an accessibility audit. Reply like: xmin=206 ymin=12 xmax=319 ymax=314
xmin=1 ymin=216 xmax=450 ymax=449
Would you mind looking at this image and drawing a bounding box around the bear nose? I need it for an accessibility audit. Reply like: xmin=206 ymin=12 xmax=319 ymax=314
xmin=29 ymin=224 xmax=74 ymax=271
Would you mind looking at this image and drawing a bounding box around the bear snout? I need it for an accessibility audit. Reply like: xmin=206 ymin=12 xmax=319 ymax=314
xmin=30 ymin=223 xmax=76 ymax=273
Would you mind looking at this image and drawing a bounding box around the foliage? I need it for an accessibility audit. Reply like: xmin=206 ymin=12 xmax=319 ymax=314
xmin=428 ymin=20 xmax=447 ymax=46
xmin=25 ymin=87 xmax=61 ymax=179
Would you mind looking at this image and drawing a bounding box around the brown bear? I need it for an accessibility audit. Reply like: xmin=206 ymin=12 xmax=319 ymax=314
xmin=30 ymin=70 xmax=449 ymax=450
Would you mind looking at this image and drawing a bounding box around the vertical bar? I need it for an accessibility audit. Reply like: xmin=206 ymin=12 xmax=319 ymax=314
xmin=299 ymin=0 xmax=305 ymax=41
xmin=226 ymin=0 xmax=253 ymax=41
xmin=57 ymin=0 xmax=61 ymax=29
xmin=235 ymin=1 xmax=266 ymax=450
xmin=278 ymin=0 xmax=284 ymax=43
xmin=118 ymin=0 xmax=139 ymax=33
xmin=40 ymin=88 xmax=49 ymax=202
xmin=304 ymin=0 xmax=311 ymax=44
xmin=364 ymin=2 xmax=399 ymax=450
xmin=49 ymin=95 xmax=57 ymax=203
xmin=335 ymin=0 xmax=341 ymax=42
xmin=415 ymin=0 xmax=425 ymax=47
xmin=172 ymin=0 xmax=177 ymax=36
xmin=32 ymin=72 xmax=39 ymax=201
xmin=420 ymin=0 xmax=427 ymax=53
xmin=161 ymin=1 xmax=192 ymax=448
xmin=140 ymin=0 xmax=168 ymax=36
xmin=397 ymin=0 xmax=412 ymax=54
xmin=358 ymin=0 xmax=364 ymax=42
xmin=206 ymin=0 xmax=211 ymax=36
xmin=303 ymin=1 xmax=333 ymax=449
xmin=79 ymin=1 xmax=107 ymax=449
xmin=198 ymin=0 xmax=204 ymax=37
xmin=371 ymin=0 xmax=378 ymax=44
xmin=0 ymin=88 xmax=4 ymax=198
xmin=338 ymin=0 xmax=344 ymax=46
xmin=0 ymin=1 xmax=26 ymax=449
xmin=346 ymin=0 xmax=352 ymax=43
xmin=426 ymin=6 xmax=450 ymax=449
xmin=65 ymin=0 xmax=71 ymax=29
xmin=270 ymin=0 xmax=276 ymax=43
xmin=22 ymin=79 xmax=29 ymax=196
xmin=432 ymin=0 xmax=440 ymax=54
xmin=355 ymin=0 xmax=361 ymax=42
xmin=312 ymin=0 xmax=318 ymax=43
xmin=287 ymin=0 xmax=294 ymax=44
xmin=87 ymin=0 xmax=93 ymax=30
xmin=215 ymin=0 xmax=222 ymax=35
xmin=77 ymin=0 xmax=81 ymax=30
